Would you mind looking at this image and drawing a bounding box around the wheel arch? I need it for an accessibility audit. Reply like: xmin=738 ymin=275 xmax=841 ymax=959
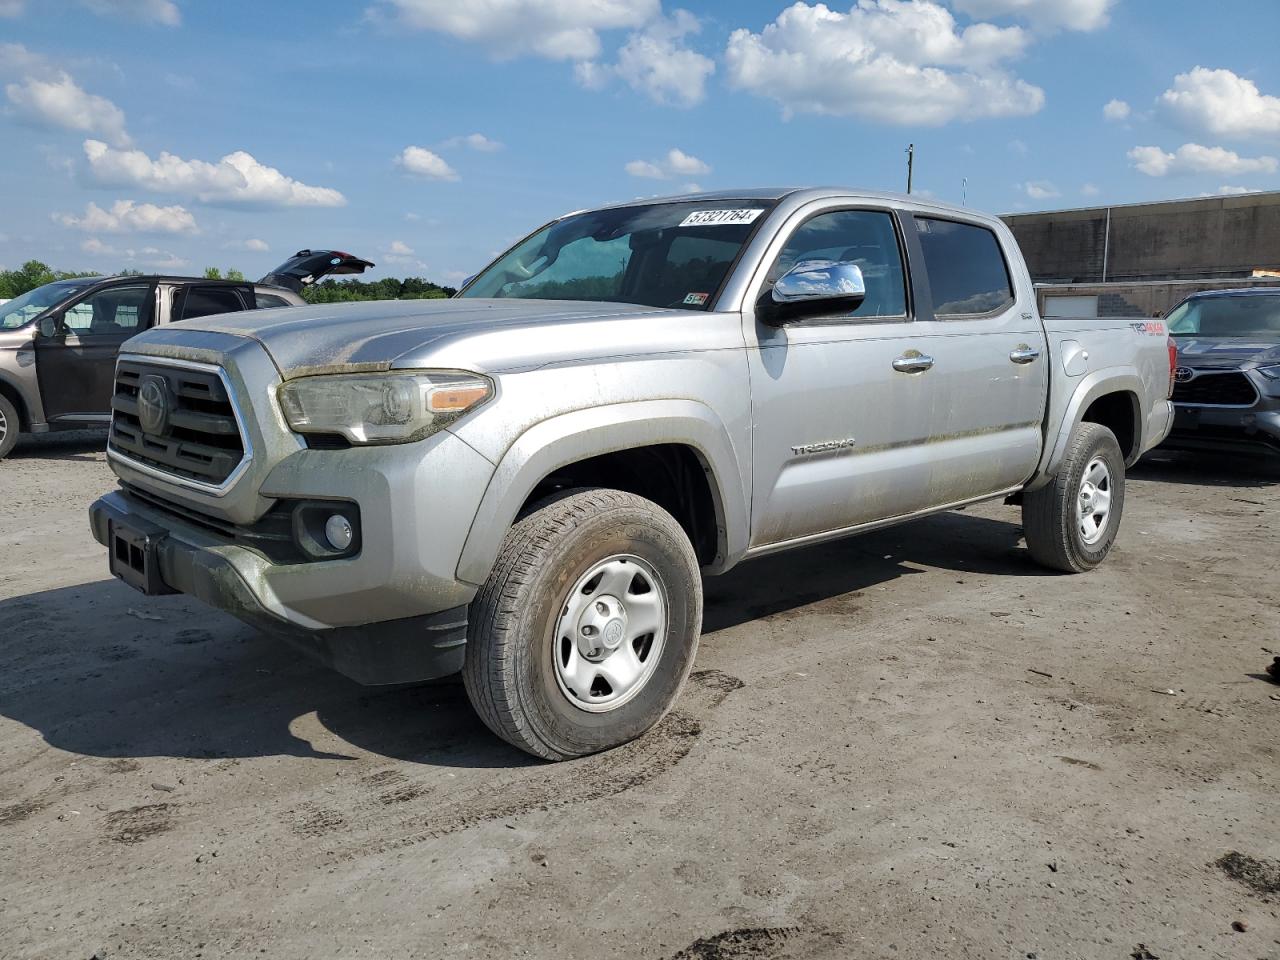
xmin=0 ymin=372 xmax=33 ymax=431
xmin=1029 ymin=370 xmax=1145 ymax=490
xmin=455 ymin=400 xmax=749 ymax=586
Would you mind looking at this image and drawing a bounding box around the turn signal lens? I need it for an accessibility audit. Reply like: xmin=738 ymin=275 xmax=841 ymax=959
xmin=426 ymin=383 xmax=492 ymax=413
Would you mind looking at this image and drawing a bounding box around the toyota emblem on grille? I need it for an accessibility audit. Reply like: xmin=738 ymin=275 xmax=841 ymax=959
xmin=1173 ymin=366 xmax=1195 ymax=383
xmin=137 ymin=375 xmax=172 ymax=435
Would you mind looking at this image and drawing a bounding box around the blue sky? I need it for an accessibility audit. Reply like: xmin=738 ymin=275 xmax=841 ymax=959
xmin=3 ymin=0 xmax=1280 ymax=285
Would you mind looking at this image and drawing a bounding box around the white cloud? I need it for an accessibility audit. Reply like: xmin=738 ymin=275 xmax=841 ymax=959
xmin=1158 ymin=67 xmax=1280 ymax=139
xmin=624 ymin=147 xmax=710 ymax=180
xmin=6 ymin=71 xmax=131 ymax=146
xmin=54 ymin=199 xmax=197 ymax=235
xmin=1103 ymin=98 xmax=1129 ymax=121
xmin=1206 ymin=185 xmax=1263 ymax=196
xmin=396 ymin=145 xmax=459 ymax=181
xmin=723 ymin=0 xmax=1044 ymax=126
xmin=403 ymin=212 xmax=421 ymax=221
xmin=952 ymin=0 xmax=1115 ymax=31
xmin=79 ymin=0 xmax=180 ymax=25
xmin=1021 ymin=180 xmax=1060 ymax=200
xmin=82 ymin=139 xmax=347 ymax=207
xmin=374 ymin=0 xmax=658 ymax=60
xmin=1128 ymin=142 xmax=1278 ymax=177
xmin=442 ymin=132 xmax=503 ymax=151
xmin=0 ymin=1 xmax=23 ymax=16
xmin=579 ymin=9 xmax=715 ymax=108
xmin=387 ymin=240 xmax=414 ymax=256
xmin=1081 ymin=183 xmax=1100 ymax=196
xmin=222 ymin=238 xmax=270 ymax=252
xmin=81 ymin=237 xmax=189 ymax=270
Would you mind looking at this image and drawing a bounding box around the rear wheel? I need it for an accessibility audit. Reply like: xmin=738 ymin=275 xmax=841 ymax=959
xmin=0 ymin=394 xmax=19 ymax=459
xmin=1023 ymin=421 xmax=1125 ymax=573
xmin=463 ymin=488 xmax=703 ymax=760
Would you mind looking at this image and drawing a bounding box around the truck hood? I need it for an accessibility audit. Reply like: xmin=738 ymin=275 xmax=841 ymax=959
xmin=141 ymin=298 xmax=693 ymax=377
xmin=1174 ymin=336 xmax=1280 ymax=368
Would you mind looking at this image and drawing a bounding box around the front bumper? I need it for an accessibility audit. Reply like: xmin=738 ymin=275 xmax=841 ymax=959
xmin=1163 ymin=404 xmax=1280 ymax=458
xmin=90 ymin=489 xmax=472 ymax=684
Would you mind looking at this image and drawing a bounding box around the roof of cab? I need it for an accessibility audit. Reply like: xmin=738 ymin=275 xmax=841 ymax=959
xmin=587 ymin=186 xmax=986 ymax=220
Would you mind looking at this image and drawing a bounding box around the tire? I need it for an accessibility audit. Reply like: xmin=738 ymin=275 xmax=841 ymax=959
xmin=463 ymin=488 xmax=703 ymax=760
xmin=0 ymin=394 xmax=19 ymax=460
xmin=1023 ymin=421 xmax=1126 ymax=573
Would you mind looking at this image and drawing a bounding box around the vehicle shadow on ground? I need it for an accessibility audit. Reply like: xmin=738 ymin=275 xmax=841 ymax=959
xmin=9 ymin=429 xmax=108 ymax=462
xmin=0 ymin=510 xmax=1032 ymax=768
xmin=1132 ymin=450 xmax=1280 ymax=488
xmin=705 ymin=509 xmax=1038 ymax=632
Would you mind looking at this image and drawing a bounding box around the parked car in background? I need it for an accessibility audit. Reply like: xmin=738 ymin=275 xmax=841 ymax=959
xmin=0 ymin=250 xmax=372 ymax=458
xmin=1163 ymin=288 xmax=1280 ymax=458
xmin=89 ymin=188 xmax=1175 ymax=761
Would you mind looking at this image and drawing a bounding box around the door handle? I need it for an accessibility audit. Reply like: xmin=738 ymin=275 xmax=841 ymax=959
xmin=1009 ymin=345 xmax=1041 ymax=364
xmin=892 ymin=352 xmax=935 ymax=374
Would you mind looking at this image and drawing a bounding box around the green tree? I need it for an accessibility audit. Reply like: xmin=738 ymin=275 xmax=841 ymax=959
xmin=226 ymin=268 xmax=245 ymax=282
xmin=203 ymin=267 xmax=222 ymax=279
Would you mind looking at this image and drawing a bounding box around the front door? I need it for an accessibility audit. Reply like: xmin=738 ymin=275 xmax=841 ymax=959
xmin=745 ymin=206 xmax=952 ymax=548
xmin=35 ymin=283 xmax=155 ymax=420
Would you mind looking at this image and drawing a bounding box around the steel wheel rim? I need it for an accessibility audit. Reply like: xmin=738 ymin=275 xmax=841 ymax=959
xmin=1077 ymin=456 xmax=1113 ymax=546
xmin=0 ymin=406 xmax=6 ymax=445
xmin=552 ymin=554 xmax=668 ymax=714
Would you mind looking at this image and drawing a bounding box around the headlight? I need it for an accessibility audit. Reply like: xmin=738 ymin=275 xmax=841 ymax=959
xmin=278 ymin=370 xmax=493 ymax=444
xmin=1258 ymin=364 xmax=1280 ymax=380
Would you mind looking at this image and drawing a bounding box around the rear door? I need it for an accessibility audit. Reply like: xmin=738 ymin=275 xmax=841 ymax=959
xmin=907 ymin=215 xmax=1048 ymax=500
xmin=35 ymin=282 xmax=156 ymax=419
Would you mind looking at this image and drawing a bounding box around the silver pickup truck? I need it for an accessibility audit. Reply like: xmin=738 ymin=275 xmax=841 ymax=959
xmin=89 ymin=188 xmax=1176 ymax=760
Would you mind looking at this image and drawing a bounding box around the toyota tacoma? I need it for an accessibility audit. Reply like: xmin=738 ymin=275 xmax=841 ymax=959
xmin=89 ymin=189 xmax=1176 ymax=760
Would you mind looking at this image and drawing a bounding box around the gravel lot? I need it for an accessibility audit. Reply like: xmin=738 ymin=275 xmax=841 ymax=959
xmin=2 ymin=431 xmax=1278 ymax=960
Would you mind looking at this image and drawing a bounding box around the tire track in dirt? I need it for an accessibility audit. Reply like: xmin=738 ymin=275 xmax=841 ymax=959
xmin=664 ymin=925 xmax=845 ymax=959
xmin=296 ymin=669 xmax=744 ymax=859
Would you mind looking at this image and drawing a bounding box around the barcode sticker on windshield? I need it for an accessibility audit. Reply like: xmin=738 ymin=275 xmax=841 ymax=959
xmin=679 ymin=208 xmax=765 ymax=227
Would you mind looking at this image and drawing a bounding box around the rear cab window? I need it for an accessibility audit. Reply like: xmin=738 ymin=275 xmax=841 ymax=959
xmin=915 ymin=217 xmax=1014 ymax=318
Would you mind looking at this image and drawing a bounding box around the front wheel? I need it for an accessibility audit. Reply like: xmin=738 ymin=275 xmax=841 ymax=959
xmin=1022 ymin=422 xmax=1126 ymax=573
xmin=0 ymin=394 xmax=19 ymax=460
xmin=463 ymin=488 xmax=703 ymax=760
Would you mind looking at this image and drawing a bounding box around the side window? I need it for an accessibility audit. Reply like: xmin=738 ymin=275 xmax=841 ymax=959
xmin=64 ymin=286 xmax=151 ymax=334
xmin=915 ymin=218 xmax=1014 ymax=317
xmin=769 ymin=210 xmax=907 ymax=319
xmin=179 ymin=286 xmax=247 ymax=321
xmin=254 ymin=292 xmax=290 ymax=309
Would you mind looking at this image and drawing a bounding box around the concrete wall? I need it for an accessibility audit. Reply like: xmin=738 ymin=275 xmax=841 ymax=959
xmin=1002 ymin=192 xmax=1280 ymax=283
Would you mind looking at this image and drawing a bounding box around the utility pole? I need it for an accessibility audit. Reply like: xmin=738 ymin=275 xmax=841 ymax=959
xmin=906 ymin=143 xmax=914 ymax=194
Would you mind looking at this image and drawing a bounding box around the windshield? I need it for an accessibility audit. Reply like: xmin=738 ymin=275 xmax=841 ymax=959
xmin=0 ymin=281 xmax=96 ymax=329
xmin=459 ymin=200 xmax=776 ymax=310
xmin=1167 ymin=294 xmax=1280 ymax=339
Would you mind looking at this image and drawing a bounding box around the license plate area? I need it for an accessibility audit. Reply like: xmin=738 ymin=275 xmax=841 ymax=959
xmin=108 ymin=518 xmax=177 ymax=595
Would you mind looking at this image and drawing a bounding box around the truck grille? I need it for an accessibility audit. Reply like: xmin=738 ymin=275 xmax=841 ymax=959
xmin=109 ymin=359 xmax=247 ymax=485
xmin=1172 ymin=371 xmax=1258 ymax=407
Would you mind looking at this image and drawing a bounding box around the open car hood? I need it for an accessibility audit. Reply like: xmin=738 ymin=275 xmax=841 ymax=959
xmin=259 ymin=249 xmax=375 ymax=294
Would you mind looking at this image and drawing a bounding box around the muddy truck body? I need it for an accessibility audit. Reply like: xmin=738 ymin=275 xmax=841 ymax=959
xmin=89 ymin=188 xmax=1176 ymax=759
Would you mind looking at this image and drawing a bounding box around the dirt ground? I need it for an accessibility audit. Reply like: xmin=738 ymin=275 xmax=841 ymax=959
xmin=1 ymin=430 xmax=1278 ymax=960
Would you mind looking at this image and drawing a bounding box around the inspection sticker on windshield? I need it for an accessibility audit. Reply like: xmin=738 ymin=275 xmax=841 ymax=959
xmin=679 ymin=208 xmax=765 ymax=227
xmin=683 ymin=292 xmax=709 ymax=306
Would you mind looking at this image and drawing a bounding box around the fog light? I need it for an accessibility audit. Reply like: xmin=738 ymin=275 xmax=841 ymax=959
xmin=324 ymin=514 xmax=354 ymax=551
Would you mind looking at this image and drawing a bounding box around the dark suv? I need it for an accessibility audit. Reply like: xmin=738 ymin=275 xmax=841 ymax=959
xmin=0 ymin=250 xmax=371 ymax=458
xmin=1164 ymin=288 xmax=1280 ymax=457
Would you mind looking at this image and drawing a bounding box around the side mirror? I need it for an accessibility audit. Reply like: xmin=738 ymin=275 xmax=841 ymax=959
xmin=37 ymin=315 xmax=61 ymax=339
xmin=758 ymin=260 xmax=867 ymax=325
